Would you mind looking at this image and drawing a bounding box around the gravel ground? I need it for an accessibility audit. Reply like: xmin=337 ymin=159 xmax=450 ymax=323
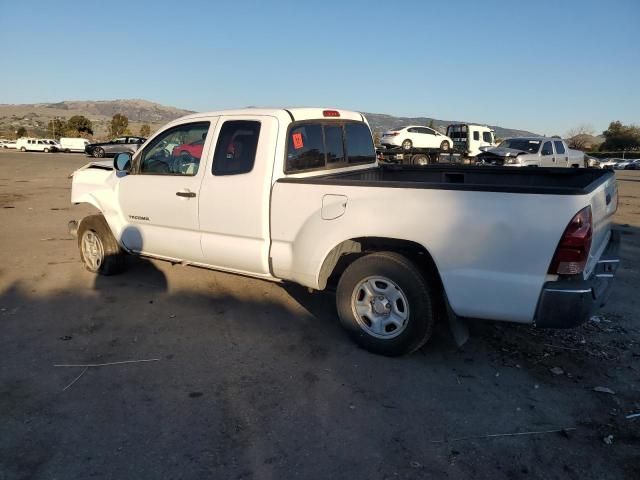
xmin=0 ymin=151 xmax=638 ymax=479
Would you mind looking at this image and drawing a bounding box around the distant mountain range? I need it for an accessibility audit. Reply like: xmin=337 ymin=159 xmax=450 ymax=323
xmin=0 ymin=99 xmax=536 ymax=139
xmin=0 ymin=99 xmax=194 ymax=138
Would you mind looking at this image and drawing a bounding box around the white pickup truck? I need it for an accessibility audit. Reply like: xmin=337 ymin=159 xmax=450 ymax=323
xmin=477 ymin=137 xmax=585 ymax=168
xmin=69 ymin=108 xmax=620 ymax=356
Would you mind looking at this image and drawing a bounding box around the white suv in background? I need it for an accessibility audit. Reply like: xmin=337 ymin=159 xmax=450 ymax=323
xmin=381 ymin=126 xmax=453 ymax=151
xmin=15 ymin=138 xmax=55 ymax=152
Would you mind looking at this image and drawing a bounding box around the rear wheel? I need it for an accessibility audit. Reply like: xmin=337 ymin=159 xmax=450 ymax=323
xmin=440 ymin=140 xmax=450 ymax=152
xmin=77 ymin=214 xmax=126 ymax=275
xmin=43 ymin=148 xmax=50 ymax=153
xmin=336 ymin=252 xmax=436 ymax=356
xmin=411 ymin=154 xmax=429 ymax=166
xmin=401 ymin=139 xmax=413 ymax=150
xmin=93 ymin=147 xmax=105 ymax=158
xmin=20 ymin=147 xmax=26 ymax=152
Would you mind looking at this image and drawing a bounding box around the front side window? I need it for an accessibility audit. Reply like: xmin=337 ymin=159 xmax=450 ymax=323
xmin=541 ymin=141 xmax=553 ymax=156
xmin=473 ymin=131 xmax=480 ymax=141
xmin=423 ymin=128 xmax=436 ymax=135
xmin=554 ymin=141 xmax=566 ymax=154
xmin=483 ymin=131 xmax=493 ymax=143
xmin=212 ymin=120 xmax=261 ymax=176
xmin=127 ymin=137 xmax=139 ymax=144
xmin=139 ymin=121 xmax=210 ymax=175
xmin=286 ymin=121 xmax=375 ymax=173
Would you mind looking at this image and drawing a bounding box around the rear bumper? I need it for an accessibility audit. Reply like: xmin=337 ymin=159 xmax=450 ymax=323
xmin=534 ymin=229 xmax=620 ymax=328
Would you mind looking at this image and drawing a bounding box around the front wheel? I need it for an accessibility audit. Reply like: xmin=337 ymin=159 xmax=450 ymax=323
xmin=336 ymin=252 xmax=436 ymax=356
xmin=77 ymin=214 xmax=126 ymax=275
xmin=440 ymin=141 xmax=450 ymax=152
xmin=20 ymin=147 xmax=26 ymax=152
xmin=43 ymin=148 xmax=49 ymax=153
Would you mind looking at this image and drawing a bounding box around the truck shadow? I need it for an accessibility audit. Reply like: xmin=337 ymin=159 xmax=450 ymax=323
xmin=0 ymin=225 xmax=638 ymax=479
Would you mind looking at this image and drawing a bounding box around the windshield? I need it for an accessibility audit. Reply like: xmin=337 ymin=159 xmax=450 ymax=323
xmin=500 ymin=139 xmax=541 ymax=153
xmin=447 ymin=125 xmax=468 ymax=140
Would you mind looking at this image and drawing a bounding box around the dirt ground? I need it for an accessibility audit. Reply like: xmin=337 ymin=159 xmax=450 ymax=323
xmin=0 ymin=151 xmax=638 ymax=480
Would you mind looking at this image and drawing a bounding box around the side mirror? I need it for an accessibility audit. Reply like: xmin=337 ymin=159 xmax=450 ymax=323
xmin=114 ymin=152 xmax=132 ymax=172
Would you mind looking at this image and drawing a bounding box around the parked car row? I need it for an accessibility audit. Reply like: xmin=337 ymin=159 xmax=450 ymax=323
xmin=4 ymin=137 xmax=91 ymax=153
xmin=599 ymin=158 xmax=640 ymax=170
xmin=4 ymin=136 xmax=146 ymax=156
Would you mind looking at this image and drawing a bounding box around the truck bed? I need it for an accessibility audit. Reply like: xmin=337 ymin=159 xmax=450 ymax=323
xmin=278 ymin=164 xmax=613 ymax=195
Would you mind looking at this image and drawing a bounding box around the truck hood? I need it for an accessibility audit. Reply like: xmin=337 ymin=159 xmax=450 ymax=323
xmin=69 ymin=160 xmax=113 ymax=178
xmin=480 ymin=146 xmax=528 ymax=158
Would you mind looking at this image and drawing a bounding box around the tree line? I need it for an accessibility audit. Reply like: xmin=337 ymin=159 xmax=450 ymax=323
xmin=32 ymin=114 xmax=153 ymax=139
xmin=567 ymin=121 xmax=640 ymax=152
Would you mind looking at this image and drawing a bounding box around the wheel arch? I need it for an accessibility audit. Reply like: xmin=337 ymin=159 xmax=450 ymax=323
xmin=317 ymin=237 xmax=444 ymax=293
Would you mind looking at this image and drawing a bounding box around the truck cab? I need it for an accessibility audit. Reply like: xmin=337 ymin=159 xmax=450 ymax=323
xmin=446 ymin=124 xmax=496 ymax=158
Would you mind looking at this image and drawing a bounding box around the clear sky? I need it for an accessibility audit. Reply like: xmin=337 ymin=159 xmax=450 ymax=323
xmin=0 ymin=0 xmax=638 ymax=135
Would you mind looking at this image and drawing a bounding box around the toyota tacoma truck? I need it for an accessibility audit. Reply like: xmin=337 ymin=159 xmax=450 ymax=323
xmin=69 ymin=108 xmax=620 ymax=356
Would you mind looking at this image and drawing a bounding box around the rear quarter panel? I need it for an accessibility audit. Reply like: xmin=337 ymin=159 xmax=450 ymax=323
xmin=270 ymin=182 xmax=593 ymax=323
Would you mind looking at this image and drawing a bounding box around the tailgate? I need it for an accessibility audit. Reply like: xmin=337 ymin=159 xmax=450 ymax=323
xmin=584 ymin=174 xmax=618 ymax=277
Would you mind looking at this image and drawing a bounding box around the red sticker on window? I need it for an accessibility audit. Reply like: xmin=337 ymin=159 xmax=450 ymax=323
xmin=292 ymin=132 xmax=304 ymax=149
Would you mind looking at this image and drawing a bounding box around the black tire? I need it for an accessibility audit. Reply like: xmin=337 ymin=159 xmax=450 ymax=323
xmin=411 ymin=154 xmax=429 ymax=166
xmin=336 ymin=252 xmax=436 ymax=356
xmin=20 ymin=147 xmax=26 ymax=152
xmin=77 ymin=214 xmax=126 ymax=275
xmin=440 ymin=141 xmax=450 ymax=152
xmin=93 ymin=147 xmax=105 ymax=158
xmin=401 ymin=139 xmax=413 ymax=150
xmin=43 ymin=148 xmax=49 ymax=153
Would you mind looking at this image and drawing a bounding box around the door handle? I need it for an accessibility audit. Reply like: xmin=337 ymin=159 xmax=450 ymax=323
xmin=176 ymin=191 xmax=196 ymax=198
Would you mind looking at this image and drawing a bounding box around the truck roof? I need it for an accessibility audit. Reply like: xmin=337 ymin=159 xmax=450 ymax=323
xmin=175 ymin=107 xmax=366 ymax=124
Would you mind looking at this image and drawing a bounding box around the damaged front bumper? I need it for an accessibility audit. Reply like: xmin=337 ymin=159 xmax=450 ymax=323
xmin=534 ymin=229 xmax=621 ymax=328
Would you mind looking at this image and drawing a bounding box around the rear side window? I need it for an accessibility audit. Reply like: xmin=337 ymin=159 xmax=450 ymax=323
xmin=483 ymin=131 xmax=493 ymax=143
xmin=554 ymin=141 xmax=566 ymax=154
xmin=473 ymin=131 xmax=480 ymax=141
xmin=287 ymin=124 xmax=325 ymax=172
xmin=212 ymin=120 xmax=261 ymax=176
xmin=345 ymin=123 xmax=376 ymax=164
xmin=286 ymin=122 xmax=375 ymax=173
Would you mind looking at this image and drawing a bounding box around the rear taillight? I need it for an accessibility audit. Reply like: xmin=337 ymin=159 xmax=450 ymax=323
xmin=386 ymin=132 xmax=399 ymax=136
xmin=548 ymin=206 xmax=592 ymax=275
